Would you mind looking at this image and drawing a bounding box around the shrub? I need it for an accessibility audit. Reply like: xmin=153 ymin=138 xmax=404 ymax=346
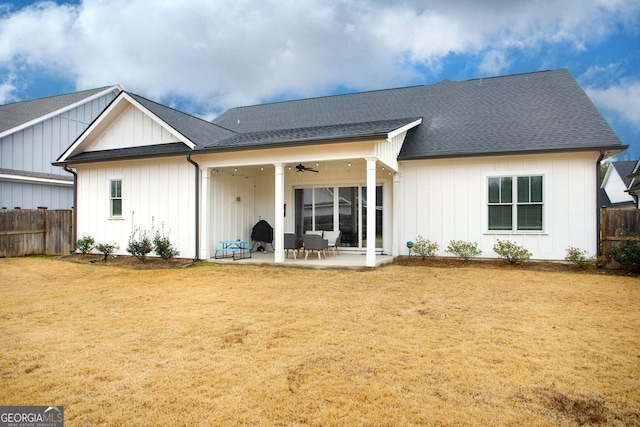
xmin=95 ymin=243 xmax=118 ymax=262
xmin=153 ymin=224 xmax=180 ymax=260
xmin=446 ymin=240 xmax=482 ymax=260
xmin=127 ymin=227 xmax=153 ymax=263
xmin=565 ymin=247 xmax=599 ymax=269
xmin=608 ymin=240 xmax=640 ymax=273
xmin=493 ymin=240 xmax=531 ymax=264
xmin=75 ymin=234 xmax=95 ymax=256
xmin=411 ymin=235 xmax=439 ymax=259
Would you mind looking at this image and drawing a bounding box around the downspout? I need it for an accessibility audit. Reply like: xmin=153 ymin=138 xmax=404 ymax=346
xmin=186 ymin=154 xmax=200 ymax=261
xmin=596 ymin=150 xmax=605 ymax=257
xmin=63 ymin=165 xmax=78 ymax=249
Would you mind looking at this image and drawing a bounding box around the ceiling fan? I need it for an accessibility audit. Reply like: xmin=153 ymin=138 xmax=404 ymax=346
xmin=295 ymin=163 xmax=319 ymax=173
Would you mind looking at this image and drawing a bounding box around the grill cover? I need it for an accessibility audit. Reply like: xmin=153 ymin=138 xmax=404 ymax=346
xmin=251 ymin=220 xmax=273 ymax=243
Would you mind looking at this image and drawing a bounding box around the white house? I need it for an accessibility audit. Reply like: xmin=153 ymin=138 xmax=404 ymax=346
xmin=54 ymin=69 xmax=626 ymax=266
xmin=1 ymin=86 xmax=121 ymax=209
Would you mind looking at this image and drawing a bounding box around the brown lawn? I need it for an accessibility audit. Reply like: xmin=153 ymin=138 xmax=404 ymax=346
xmin=1 ymin=257 xmax=639 ymax=426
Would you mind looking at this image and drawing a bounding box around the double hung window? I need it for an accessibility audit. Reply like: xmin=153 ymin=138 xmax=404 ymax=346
xmin=488 ymin=175 xmax=543 ymax=231
xmin=110 ymin=179 xmax=122 ymax=217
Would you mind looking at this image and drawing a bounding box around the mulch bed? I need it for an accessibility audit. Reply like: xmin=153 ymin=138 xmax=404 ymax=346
xmin=60 ymin=254 xmax=194 ymax=269
xmin=393 ymin=256 xmax=619 ymax=275
xmin=60 ymin=253 xmax=632 ymax=275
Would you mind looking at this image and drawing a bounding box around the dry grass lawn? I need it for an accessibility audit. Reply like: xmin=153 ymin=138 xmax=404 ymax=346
xmin=1 ymin=257 xmax=639 ymax=426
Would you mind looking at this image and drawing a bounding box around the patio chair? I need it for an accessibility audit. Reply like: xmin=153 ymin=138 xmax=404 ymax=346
xmin=323 ymin=230 xmax=342 ymax=255
xmin=301 ymin=234 xmax=329 ymax=260
xmin=284 ymin=233 xmax=303 ymax=259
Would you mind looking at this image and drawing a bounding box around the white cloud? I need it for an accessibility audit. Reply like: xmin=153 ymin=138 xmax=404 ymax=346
xmin=0 ymin=0 xmax=638 ymax=114
xmin=587 ymin=81 xmax=640 ymax=128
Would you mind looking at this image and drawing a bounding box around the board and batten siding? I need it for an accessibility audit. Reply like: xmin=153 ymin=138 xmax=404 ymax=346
xmin=85 ymin=104 xmax=177 ymax=152
xmin=0 ymin=92 xmax=118 ymax=209
xmin=398 ymin=152 xmax=599 ymax=261
xmin=75 ymin=157 xmax=196 ymax=259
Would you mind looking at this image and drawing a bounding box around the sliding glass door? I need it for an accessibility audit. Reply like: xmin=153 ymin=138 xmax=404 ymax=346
xmin=295 ymin=185 xmax=382 ymax=249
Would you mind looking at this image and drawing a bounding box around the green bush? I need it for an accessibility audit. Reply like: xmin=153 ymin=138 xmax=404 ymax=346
xmin=445 ymin=240 xmax=482 ymax=260
xmin=127 ymin=227 xmax=153 ymax=263
xmin=565 ymin=247 xmax=599 ymax=269
xmin=411 ymin=235 xmax=439 ymax=259
xmin=75 ymin=234 xmax=95 ymax=256
xmin=153 ymin=224 xmax=180 ymax=260
xmin=95 ymin=243 xmax=118 ymax=262
xmin=608 ymin=240 xmax=640 ymax=273
xmin=493 ymin=240 xmax=531 ymax=264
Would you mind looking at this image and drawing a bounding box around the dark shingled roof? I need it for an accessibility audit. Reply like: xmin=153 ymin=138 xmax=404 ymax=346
xmin=0 ymin=86 xmax=116 ymax=134
xmin=63 ymin=143 xmax=190 ymax=164
xmin=202 ymin=117 xmax=421 ymax=151
xmin=59 ymin=69 xmax=625 ymax=164
xmin=212 ymin=69 xmax=624 ymax=159
xmin=128 ymin=93 xmax=235 ymax=148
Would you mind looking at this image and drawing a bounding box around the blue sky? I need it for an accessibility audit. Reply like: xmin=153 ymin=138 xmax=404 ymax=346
xmin=1 ymin=0 xmax=639 ymax=159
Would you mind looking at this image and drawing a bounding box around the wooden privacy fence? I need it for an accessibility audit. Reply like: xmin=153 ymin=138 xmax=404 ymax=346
xmin=601 ymin=208 xmax=640 ymax=259
xmin=0 ymin=209 xmax=73 ymax=257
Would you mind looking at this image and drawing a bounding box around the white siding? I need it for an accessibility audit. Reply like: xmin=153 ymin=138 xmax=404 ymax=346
xmin=398 ymin=152 xmax=600 ymax=260
xmin=75 ymin=157 xmax=196 ymax=259
xmin=85 ymin=104 xmax=178 ymax=152
xmin=0 ymin=92 xmax=117 ymax=209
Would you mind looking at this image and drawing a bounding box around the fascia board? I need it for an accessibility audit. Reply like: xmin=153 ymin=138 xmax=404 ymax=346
xmin=387 ymin=118 xmax=423 ymax=140
xmin=0 ymin=172 xmax=73 ymax=187
xmin=124 ymin=93 xmax=196 ymax=150
xmin=0 ymin=85 xmax=122 ymax=140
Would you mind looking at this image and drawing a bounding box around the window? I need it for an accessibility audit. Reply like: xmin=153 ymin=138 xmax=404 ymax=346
xmin=110 ymin=179 xmax=122 ymax=217
xmin=488 ymin=175 xmax=542 ymax=231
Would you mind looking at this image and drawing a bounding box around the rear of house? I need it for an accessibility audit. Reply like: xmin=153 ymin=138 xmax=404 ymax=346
xmin=54 ymin=69 xmax=625 ymax=265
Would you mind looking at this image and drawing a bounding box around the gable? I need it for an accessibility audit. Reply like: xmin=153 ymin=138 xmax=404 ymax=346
xmin=84 ymin=103 xmax=180 ymax=152
xmin=57 ymin=92 xmax=196 ymax=163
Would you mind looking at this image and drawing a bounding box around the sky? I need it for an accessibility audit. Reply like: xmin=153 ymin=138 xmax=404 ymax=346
xmin=1 ymin=0 xmax=639 ymax=160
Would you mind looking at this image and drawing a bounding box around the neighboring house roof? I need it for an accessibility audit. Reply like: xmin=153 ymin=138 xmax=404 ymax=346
xmin=0 ymin=85 xmax=121 ymax=137
xmin=601 ymin=160 xmax=638 ymax=207
xmin=56 ymin=69 xmax=626 ymax=165
xmin=0 ymin=168 xmax=73 ymax=185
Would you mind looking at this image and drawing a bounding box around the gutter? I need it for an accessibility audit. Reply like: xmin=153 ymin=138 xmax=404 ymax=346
xmin=186 ymin=154 xmax=200 ymax=261
xmin=596 ymin=150 xmax=605 ymax=257
xmin=63 ymin=165 xmax=78 ymax=249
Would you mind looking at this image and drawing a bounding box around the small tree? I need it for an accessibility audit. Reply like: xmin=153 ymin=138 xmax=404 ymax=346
xmin=412 ymin=235 xmax=439 ymax=259
xmin=493 ymin=240 xmax=531 ymax=264
xmin=75 ymin=234 xmax=95 ymax=256
xmin=95 ymin=243 xmax=118 ymax=262
xmin=446 ymin=240 xmax=482 ymax=260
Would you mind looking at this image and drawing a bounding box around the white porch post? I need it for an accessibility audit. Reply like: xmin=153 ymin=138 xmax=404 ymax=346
xmin=366 ymin=158 xmax=376 ymax=267
xmin=200 ymin=168 xmax=210 ymax=259
xmin=392 ymin=171 xmax=401 ymax=256
xmin=274 ymin=163 xmax=285 ymax=263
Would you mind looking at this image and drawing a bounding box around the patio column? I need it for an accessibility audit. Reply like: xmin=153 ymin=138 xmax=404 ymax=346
xmin=274 ymin=163 xmax=285 ymax=263
xmin=200 ymin=168 xmax=210 ymax=260
xmin=392 ymin=171 xmax=401 ymax=256
xmin=366 ymin=158 xmax=376 ymax=267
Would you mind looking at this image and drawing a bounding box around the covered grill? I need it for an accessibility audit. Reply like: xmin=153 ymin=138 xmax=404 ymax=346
xmin=251 ymin=219 xmax=274 ymax=252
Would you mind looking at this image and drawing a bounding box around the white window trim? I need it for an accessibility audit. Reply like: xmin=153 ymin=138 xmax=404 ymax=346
xmin=108 ymin=177 xmax=124 ymax=220
xmin=482 ymin=171 xmax=548 ymax=235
